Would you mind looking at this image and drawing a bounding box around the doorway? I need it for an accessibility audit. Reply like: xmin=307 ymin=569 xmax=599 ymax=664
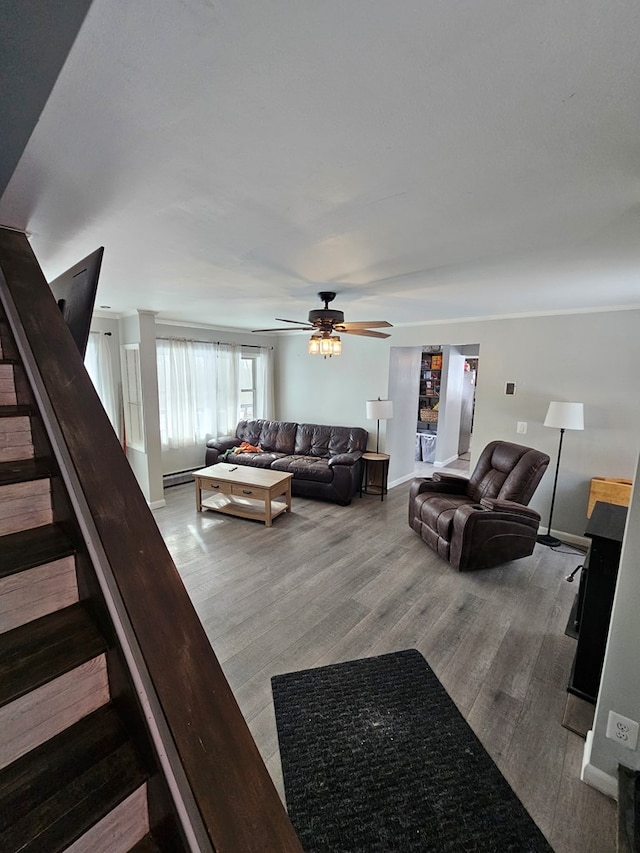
xmin=385 ymin=343 xmax=479 ymax=490
xmin=414 ymin=346 xmax=479 ymax=478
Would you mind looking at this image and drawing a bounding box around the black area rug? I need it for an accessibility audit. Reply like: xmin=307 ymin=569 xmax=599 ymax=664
xmin=272 ymin=649 xmax=552 ymax=852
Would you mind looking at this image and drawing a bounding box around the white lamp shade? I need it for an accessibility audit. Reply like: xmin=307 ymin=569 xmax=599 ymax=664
xmin=366 ymin=399 xmax=394 ymax=420
xmin=543 ymin=401 xmax=584 ymax=430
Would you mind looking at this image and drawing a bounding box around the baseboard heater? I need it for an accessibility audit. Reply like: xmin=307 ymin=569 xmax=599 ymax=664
xmin=163 ymin=469 xmax=198 ymax=488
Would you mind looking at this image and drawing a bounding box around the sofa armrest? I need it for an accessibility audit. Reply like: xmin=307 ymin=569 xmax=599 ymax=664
xmin=479 ymin=498 xmax=540 ymax=521
xmin=449 ymin=501 xmax=541 ymax=570
xmin=206 ymin=435 xmax=241 ymax=452
xmin=432 ymin=472 xmax=470 ymax=487
xmin=410 ymin=476 xmax=468 ymax=498
xmin=328 ymin=452 xmax=361 ymax=468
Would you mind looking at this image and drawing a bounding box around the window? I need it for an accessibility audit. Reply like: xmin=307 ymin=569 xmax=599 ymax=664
xmin=84 ymin=331 xmax=121 ymax=439
xmin=240 ymin=356 xmax=256 ymax=420
xmin=121 ymin=344 xmax=145 ymax=450
xmin=156 ymin=339 xmax=274 ymax=450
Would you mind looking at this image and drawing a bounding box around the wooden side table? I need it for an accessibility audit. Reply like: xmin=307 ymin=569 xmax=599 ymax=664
xmin=360 ymin=452 xmax=390 ymax=501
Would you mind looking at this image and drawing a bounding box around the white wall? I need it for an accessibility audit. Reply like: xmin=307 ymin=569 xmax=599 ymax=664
xmin=276 ymin=332 xmax=391 ymax=436
xmin=116 ymin=311 xmax=164 ymax=506
xmin=387 ymin=346 xmax=422 ymax=476
xmin=276 ymin=308 xmax=640 ymax=539
xmin=434 ymin=345 xmax=466 ymax=467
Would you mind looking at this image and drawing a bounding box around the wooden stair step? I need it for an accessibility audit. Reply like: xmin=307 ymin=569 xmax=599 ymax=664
xmin=130 ymin=833 xmax=166 ymax=853
xmin=0 ymin=324 xmax=18 ymax=360
xmin=0 ymin=524 xmax=78 ymax=632
xmin=128 ymin=816 xmax=186 ymax=852
xmin=0 ymin=705 xmax=150 ymax=853
xmin=0 ymin=602 xmax=107 ymax=707
xmin=0 ymin=408 xmax=34 ymax=462
xmin=0 ymin=362 xmax=17 ymax=406
xmin=0 ymin=459 xmax=54 ymax=537
xmin=0 ymin=457 xmax=52 ymax=487
xmin=0 ymin=404 xmax=33 ymax=418
xmin=0 ymin=523 xmax=76 ymax=579
xmin=129 ymin=834 xmax=165 ymax=852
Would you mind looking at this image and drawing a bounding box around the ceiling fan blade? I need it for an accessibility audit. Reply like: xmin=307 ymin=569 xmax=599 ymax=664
xmin=275 ymin=317 xmax=310 ymax=326
xmin=252 ymin=326 xmax=313 ymax=332
xmin=341 ymin=328 xmax=391 ymax=339
xmin=338 ymin=320 xmax=393 ymax=330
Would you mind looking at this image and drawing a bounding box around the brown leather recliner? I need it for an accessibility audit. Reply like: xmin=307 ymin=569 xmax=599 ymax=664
xmin=408 ymin=441 xmax=550 ymax=571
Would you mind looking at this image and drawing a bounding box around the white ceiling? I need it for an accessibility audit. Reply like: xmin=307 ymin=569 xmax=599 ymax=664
xmin=2 ymin=0 xmax=640 ymax=333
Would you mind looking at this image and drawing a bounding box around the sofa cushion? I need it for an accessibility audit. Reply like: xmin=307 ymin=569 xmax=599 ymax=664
xmin=328 ymin=426 xmax=367 ymax=455
xmin=235 ymin=419 xmax=298 ymax=454
xmin=294 ymin=423 xmax=367 ymax=458
xmin=294 ymin=423 xmax=332 ymax=457
xmin=271 ymin=455 xmax=334 ymax=483
xmin=258 ymin=420 xmax=298 ymax=454
xmin=228 ymin=451 xmax=288 ymax=469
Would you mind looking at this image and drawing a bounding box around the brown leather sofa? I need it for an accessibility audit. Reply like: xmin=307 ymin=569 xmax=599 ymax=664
xmin=205 ymin=419 xmax=368 ymax=505
xmin=408 ymin=440 xmax=550 ymax=570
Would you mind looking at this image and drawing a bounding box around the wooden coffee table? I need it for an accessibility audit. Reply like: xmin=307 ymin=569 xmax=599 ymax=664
xmin=193 ymin=463 xmax=293 ymax=527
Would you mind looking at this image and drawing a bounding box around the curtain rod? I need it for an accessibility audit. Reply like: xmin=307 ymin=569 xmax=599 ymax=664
xmin=157 ymin=335 xmax=272 ymax=350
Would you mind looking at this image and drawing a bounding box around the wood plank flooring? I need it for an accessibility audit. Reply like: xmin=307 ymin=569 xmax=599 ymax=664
xmin=153 ymin=477 xmax=616 ymax=853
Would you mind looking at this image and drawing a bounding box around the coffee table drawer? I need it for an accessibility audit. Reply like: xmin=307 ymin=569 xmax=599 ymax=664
xmin=231 ymin=483 xmax=265 ymax=499
xmin=205 ymin=480 xmax=232 ymax=495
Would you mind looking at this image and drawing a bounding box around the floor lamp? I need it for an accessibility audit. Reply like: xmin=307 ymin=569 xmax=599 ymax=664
xmin=366 ymin=398 xmax=393 ymax=453
xmin=537 ymin=401 xmax=584 ymax=547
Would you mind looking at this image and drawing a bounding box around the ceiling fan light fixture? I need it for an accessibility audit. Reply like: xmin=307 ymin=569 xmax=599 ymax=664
xmin=308 ymin=335 xmax=321 ymax=355
xmin=256 ymin=291 xmax=391 ymax=349
xmin=319 ymin=335 xmax=333 ymax=356
xmin=309 ymin=332 xmax=341 ymax=358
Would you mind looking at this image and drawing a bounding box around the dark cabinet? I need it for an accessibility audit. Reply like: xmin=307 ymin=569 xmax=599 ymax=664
xmin=568 ymin=501 xmax=627 ymax=704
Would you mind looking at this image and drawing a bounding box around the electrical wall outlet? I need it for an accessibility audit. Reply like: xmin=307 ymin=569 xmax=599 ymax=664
xmin=516 ymin=421 xmax=527 ymax=434
xmin=606 ymin=711 xmax=639 ymax=750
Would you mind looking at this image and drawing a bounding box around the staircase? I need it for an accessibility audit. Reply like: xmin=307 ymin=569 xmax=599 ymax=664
xmin=0 ymin=315 xmax=181 ymax=851
xmin=0 ymin=226 xmax=302 ymax=852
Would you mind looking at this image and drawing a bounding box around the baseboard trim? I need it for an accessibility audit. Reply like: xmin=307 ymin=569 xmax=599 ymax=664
xmin=389 ymin=473 xmax=416 ymax=490
xmin=163 ymin=468 xmax=198 ymax=488
xmin=433 ymin=455 xmax=459 ymax=468
xmin=545 ymin=530 xmax=590 ymax=551
xmin=581 ymin=730 xmax=618 ymax=800
xmin=149 ymin=499 xmax=167 ymax=510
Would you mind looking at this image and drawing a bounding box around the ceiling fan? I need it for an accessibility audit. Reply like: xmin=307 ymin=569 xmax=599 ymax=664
xmin=252 ymin=291 xmax=393 ymax=339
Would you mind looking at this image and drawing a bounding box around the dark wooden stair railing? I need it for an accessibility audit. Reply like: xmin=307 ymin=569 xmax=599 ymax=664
xmin=0 ymin=227 xmax=302 ymax=852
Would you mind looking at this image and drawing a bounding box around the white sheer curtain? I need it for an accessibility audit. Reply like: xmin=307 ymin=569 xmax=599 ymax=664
xmin=255 ymin=346 xmax=275 ymax=419
xmin=156 ymin=338 xmax=242 ymax=449
xmin=84 ymin=332 xmax=121 ymax=438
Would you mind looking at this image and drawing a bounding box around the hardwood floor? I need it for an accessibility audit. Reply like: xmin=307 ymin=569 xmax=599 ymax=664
xmin=153 ymin=478 xmax=616 ymax=853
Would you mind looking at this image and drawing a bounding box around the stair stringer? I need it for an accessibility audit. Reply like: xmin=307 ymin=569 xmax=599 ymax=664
xmin=1 ymin=286 xmax=212 ymax=852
